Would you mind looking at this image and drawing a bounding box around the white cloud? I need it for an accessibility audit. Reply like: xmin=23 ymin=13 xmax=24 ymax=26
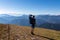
xmin=0 ymin=9 xmax=60 ymax=16
xmin=0 ymin=9 xmax=23 ymax=16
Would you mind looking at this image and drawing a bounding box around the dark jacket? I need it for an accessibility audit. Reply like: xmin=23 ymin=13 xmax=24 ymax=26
xmin=29 ymin=16 xmax=36 ymax=24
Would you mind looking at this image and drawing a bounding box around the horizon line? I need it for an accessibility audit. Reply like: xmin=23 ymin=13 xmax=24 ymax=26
xmin=0 ymin=14 xmax=60 ymax=16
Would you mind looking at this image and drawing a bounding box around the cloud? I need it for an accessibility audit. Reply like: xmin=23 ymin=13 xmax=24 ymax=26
xmin=0 ymin=9 xmax=23 ymax=16
xmin=0 ymin=9 xmax=60 ymax=16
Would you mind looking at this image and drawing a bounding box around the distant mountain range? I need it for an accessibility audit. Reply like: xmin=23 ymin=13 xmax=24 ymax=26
xmin=39 ymin=22 xmax=60 ymax=31
xmin=0 ymin=14 xmax=60 ymax=30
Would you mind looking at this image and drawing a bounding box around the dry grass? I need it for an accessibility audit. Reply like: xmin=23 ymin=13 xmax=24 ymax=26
xmin=0 ymin=24 xmax=60 ymax=40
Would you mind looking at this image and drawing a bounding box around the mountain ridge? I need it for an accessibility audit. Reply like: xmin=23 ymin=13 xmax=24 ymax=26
xmin=0 ymin=14 xmax=60 ymax=31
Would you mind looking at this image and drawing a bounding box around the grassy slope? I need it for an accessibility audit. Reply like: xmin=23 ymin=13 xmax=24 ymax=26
xmin=0 ymin=24 xmax=60 ymax=40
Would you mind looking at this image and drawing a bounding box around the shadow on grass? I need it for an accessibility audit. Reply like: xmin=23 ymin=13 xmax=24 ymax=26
xmin=31 ymin=33 xmax=55 ymax=40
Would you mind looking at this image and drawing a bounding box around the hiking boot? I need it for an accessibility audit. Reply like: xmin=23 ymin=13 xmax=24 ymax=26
xmin=31 ymin=32 xmax=35 ymax=35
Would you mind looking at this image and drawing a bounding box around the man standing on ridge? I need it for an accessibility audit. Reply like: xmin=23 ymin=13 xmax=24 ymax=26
xmin=29 ymin=14 xmax=36 ymax=35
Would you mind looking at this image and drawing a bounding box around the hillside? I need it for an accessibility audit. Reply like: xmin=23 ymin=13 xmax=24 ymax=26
xmin=0 ymin=24 xmax=60 ymax=40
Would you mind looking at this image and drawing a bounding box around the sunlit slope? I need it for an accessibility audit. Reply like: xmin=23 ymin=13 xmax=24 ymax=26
xmin=0 ymin=24 xmax=60 ymax=40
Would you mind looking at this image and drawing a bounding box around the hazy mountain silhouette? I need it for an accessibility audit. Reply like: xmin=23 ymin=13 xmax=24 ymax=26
xmin=0 ymin=17 xmax=8 ymax=24
xmin=39 ymin=22 xmax=60 ymax=31
xmin=0 ymin=14 xmax=60 ymax=30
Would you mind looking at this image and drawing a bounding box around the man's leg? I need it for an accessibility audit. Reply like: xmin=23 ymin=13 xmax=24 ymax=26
xmin=31 ymin=24 xmax=35 ymax=35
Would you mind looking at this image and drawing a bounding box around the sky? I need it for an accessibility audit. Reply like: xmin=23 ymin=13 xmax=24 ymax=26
xmin=0 ymin=0 xmax=60 ymax=16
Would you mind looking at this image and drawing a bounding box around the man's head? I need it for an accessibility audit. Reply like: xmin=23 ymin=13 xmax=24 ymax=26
xmin=33 ymin=16 xmax=35 ymax=18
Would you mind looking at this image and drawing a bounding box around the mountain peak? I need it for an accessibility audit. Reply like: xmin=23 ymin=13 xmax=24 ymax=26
xmin=0 ymin=14 xmax=12 ymax=17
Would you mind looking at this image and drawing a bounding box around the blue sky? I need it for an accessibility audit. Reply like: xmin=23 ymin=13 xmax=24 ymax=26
xmin=0 ymin=0 xmax=60 ymax=16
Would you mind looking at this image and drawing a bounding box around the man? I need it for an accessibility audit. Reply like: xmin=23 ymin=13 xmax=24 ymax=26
xmin=29 ymin=15 xmax=36 ymax=35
